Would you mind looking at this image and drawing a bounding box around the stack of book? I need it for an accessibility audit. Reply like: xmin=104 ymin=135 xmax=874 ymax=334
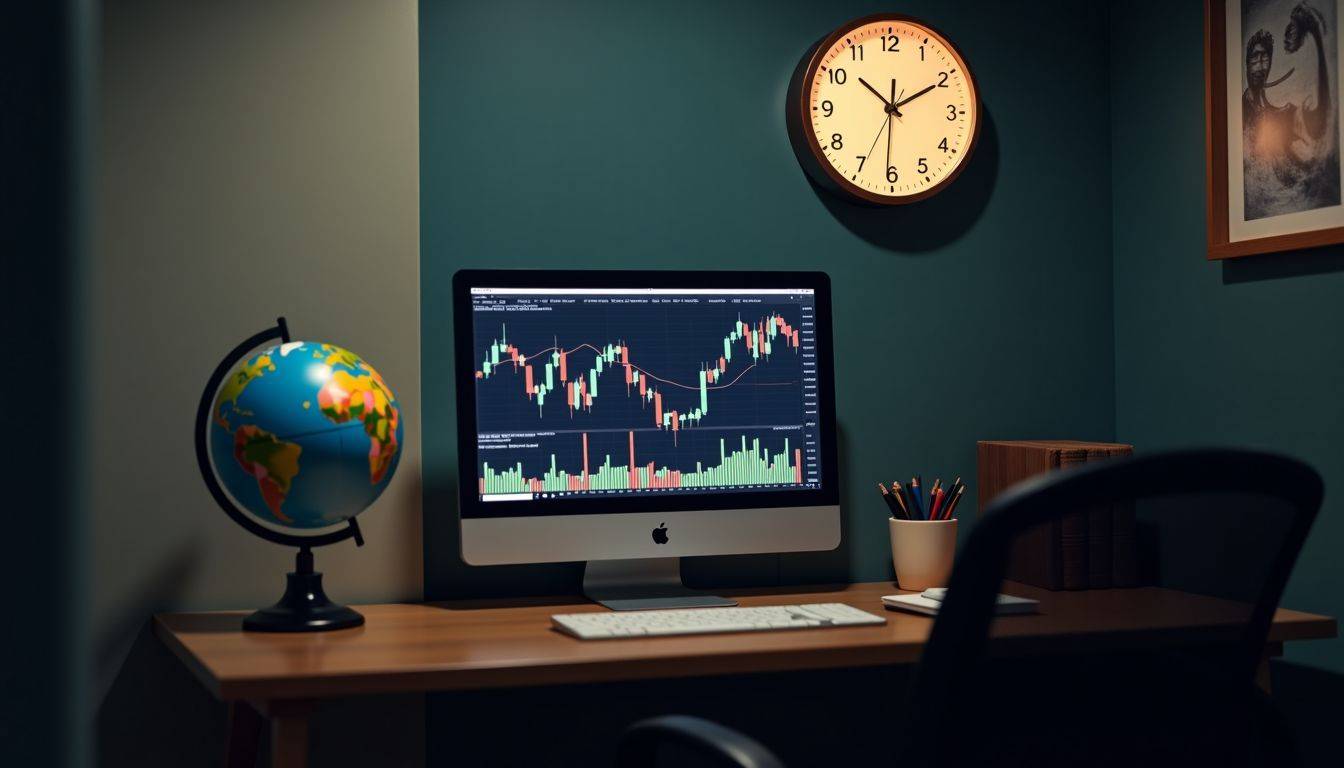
xmin=976 ymin=440 xmax=1137 ymax=590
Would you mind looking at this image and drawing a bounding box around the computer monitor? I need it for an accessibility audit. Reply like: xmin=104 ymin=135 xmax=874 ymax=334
xmin=453 ymin=270 xmax=840 ymax=609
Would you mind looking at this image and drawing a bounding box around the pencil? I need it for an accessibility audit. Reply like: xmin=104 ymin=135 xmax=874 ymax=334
xmin=877 ymin=483 xmax=896 ymax=517
xmin=942 ymin=485 xmax=965 ymax=520
xmin=878 ymin=483 xmax=907 ymax=519
xmin=892 ymin=481 xmax=913 ymax=519
xmin=942 ymin=478 xmax=961 ymax=516
xmin=888 ymin=482 xmax=910 ymax=517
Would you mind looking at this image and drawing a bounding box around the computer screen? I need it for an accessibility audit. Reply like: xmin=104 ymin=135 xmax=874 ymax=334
xmin=455 ymin=274 xmax=835 ymax=519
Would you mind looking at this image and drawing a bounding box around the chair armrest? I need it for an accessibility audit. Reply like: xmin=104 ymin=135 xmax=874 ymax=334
xmin=616 ymin=715 xmax=785 ymax=768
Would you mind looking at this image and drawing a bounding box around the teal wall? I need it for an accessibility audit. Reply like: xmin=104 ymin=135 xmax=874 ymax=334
xmin=1111 ymin=0 xmax=1344 ymax=675
xmin=420 ymin=0 xmax=1116 ymax=597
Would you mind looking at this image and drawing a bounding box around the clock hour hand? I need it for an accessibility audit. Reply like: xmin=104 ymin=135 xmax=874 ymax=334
xmin=895 ymin=83 xmax=937 ymax=109
xmin=858 ymin=77 xmax=902 ymax=117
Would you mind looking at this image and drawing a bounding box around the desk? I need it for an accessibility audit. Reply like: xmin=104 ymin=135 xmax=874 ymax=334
xmin=154 ymin=581 xmax=1336 ymax=768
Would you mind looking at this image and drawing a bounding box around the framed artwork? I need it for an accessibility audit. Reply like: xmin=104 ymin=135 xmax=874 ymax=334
xmin=1206 ymin=0 xmax=1344 ymax=259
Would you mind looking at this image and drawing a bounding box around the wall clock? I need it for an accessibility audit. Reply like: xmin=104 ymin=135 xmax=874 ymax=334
xmin=787 ymin=14 xmax=980 ymax=205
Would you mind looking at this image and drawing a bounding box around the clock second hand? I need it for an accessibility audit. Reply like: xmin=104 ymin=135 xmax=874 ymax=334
xmin=860 ymin=112 xmax=891 ymax=178
xmin=886 ymin=80 xmax=895 ymax=172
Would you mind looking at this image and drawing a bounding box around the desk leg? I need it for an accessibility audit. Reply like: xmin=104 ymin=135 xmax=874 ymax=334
xmin=267 ymin=700 xmax=316 ymax=768
xmin=1257 ymin=642 xmax=1283 ymax=695
xmin=225 ymin=701 xmax=263 ymax=768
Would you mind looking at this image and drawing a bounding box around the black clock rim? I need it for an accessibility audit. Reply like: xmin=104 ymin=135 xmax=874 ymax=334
xmin=789 ymin=12 xmax=982 ymax=206
xmin=193 ymin=320 xmax=361 ymax=550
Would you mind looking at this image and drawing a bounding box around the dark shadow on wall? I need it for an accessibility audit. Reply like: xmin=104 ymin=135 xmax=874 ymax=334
xmin=98 ymin=623 xmax=426 ymax=768
xmin=1222 ymin=241 xmax=1344 ymax=284
xmin=98 ymin=623 xmax=227 ymax=768
xmin=93 ymin=543 xmax=202 ymax=700
xmin=810 ymin=107 xmax=1000 ymax=254
xmin=94 ymin=544 xmax=218 ymax=767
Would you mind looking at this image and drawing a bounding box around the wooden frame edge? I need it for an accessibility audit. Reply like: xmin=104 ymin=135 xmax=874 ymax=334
xmin=1205 ymin=0 xmax=1344 ymax=260
xmin=1206 ymin=0 xmax=1227 ymax=260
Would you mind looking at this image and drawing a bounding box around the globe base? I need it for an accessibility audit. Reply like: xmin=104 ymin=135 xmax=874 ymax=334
xmin=242 ymin=549 xmax=364 ymax=632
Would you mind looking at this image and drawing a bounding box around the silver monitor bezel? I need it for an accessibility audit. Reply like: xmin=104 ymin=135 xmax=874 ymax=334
xmin=452 ymin=270 xmax=840 ymax=566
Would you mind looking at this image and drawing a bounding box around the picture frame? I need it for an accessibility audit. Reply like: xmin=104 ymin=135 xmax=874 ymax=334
xmin=1206 ymin=0 xmax=1344 ymax=259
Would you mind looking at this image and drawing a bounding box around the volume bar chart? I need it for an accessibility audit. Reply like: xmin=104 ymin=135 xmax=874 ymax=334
xmin=479 ymin=431 xmax=804 ymax=495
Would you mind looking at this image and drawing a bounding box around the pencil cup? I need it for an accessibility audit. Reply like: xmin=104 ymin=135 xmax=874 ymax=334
xmin=888 ymin=518 xmax=957 ymax=591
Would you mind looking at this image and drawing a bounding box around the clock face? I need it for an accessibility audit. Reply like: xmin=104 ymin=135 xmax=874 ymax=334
xmin=791 ymin=15 xmax=979 ymax=205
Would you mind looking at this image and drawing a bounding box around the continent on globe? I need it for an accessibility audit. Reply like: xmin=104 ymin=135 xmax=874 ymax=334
xmin=314 ymin=345 xmax=401 ymax=484
xmin=213 ymin=352 xmax=275 ymax=430
xmin=232 ymin=425 xmax=302 ymax=521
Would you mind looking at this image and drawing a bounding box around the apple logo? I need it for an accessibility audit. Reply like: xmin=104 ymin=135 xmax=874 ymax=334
xmin=651 ymin=523 xmax=669 ymax=545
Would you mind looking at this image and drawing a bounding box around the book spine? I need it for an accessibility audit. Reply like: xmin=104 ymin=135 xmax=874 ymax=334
xmin=1045 ymin=449 xmax=1064 ymax=590
xmin=1057 ymin=449 xmax=1090 ymax=590
xmin=1109 ymin=445 xmax=1138 ymax=587
xmin=978 ymin=441 xmax=1058 ymax=589
xmin=1085 ymin=447 xmax=1113 ymax=589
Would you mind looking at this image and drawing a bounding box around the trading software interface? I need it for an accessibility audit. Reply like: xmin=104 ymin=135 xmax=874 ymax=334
xmin=469 ymin=287 xmax=822 ymax=503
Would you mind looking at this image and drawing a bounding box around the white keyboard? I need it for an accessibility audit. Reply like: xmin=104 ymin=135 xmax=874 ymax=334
xmin=552 ymin=602 xmax=886 ymax=640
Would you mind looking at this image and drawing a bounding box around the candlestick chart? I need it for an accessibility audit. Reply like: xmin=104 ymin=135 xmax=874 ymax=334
xmin=469 ymin=290 xmax=822 ymax=500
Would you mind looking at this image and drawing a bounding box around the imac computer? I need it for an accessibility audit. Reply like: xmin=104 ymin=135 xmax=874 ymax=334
xmin=453 ymin=270 xmax=839 ymax=610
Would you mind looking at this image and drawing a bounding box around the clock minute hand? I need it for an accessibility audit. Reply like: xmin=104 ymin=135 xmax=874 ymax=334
xmin=895 ymin=83 xmax=937 ymax=109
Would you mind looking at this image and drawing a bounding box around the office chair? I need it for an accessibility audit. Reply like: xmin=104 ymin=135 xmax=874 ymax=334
xmin=616 ymin=449 xmax=1322 ymax=768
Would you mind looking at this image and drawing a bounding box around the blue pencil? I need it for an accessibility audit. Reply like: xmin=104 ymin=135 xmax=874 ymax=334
xmin=909 ymin=476 xmax=925 ymax=519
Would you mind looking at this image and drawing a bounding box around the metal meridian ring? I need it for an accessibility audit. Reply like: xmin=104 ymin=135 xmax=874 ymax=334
xmin=193 ymin=318 xmax=362 ymax=550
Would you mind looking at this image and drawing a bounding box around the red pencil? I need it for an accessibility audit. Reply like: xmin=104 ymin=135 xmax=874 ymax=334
xmin=929 ymin=488 xmax=945 ymax=519
xmin=942 ymin=485 xmax=965 ymax=520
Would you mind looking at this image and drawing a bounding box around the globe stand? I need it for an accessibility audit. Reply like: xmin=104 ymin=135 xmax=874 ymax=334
xmin=243 ymin=547 xmax=365 ymax=632
xmin=196 ymin=317 xmax=368 ymax=633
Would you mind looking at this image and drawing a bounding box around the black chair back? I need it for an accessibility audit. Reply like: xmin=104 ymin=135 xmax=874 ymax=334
xmin=902 ymin=448 xmax=1321 ymax=766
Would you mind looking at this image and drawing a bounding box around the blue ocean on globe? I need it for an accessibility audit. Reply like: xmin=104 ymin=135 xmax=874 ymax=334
xmin=209 ymin=341 xmax=402 ymax=529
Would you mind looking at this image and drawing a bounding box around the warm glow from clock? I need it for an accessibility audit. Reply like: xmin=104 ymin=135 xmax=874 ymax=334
xmin=806 ymin=19 xmax=977 ymax=201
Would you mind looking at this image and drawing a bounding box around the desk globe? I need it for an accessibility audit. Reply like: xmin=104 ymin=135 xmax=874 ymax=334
xmin=195 ymin=318 xmax=402 ymax=631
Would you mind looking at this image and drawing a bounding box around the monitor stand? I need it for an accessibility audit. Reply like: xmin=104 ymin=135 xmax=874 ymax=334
xmin=582 ymin=557 xmax=738 ymax=611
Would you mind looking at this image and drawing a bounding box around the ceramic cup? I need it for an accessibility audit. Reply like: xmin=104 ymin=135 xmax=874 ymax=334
xmin=888 ymin=517 xmax=958 ymax=591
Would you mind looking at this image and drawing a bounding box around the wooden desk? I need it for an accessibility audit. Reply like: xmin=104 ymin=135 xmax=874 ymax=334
xmin=154 ymin=581 xmax=1336 ymax=768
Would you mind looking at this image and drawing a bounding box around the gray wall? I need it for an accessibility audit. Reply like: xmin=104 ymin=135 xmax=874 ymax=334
xmin=94 ymin=1 xmax=422 ymax=764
